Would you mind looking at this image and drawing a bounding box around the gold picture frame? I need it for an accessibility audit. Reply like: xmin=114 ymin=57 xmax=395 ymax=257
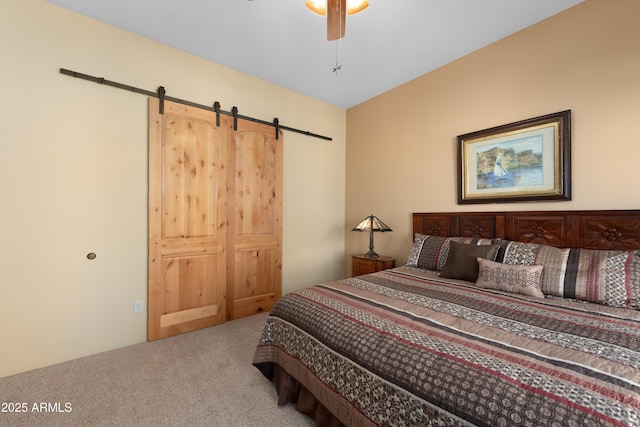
xmin=457 ymin=110 xmax=571 ymax=204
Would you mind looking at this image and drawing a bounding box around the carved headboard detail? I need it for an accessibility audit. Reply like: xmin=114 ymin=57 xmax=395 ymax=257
xmin=413 ymin=210 xmax=640 ymax=250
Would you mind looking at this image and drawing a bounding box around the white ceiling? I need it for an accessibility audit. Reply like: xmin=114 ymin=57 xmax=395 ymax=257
xmin=46 ymin=0 xmax=584 ymax=109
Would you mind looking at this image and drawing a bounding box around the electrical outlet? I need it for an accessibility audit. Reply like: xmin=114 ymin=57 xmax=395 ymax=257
xmin=134 ymin=300 xmax=143 ymax=313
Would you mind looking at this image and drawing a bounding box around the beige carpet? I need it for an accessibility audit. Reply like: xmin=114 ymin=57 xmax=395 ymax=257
xmin=0 ymin=312 xmax=314 ymax=427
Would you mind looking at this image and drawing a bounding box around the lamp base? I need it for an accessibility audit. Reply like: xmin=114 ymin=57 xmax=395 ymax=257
xmin=363 ymin=249 xmax=379 ymax=258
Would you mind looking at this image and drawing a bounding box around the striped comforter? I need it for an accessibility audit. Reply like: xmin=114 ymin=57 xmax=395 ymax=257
xmin=253 ymin=267 xmax=640 ymax=427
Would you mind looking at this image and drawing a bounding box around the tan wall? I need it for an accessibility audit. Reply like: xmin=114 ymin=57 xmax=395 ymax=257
xmin=346 ymin=0 xmax=640 ymax=272
xmin=0 ymin=0 xmax=346 ymax=377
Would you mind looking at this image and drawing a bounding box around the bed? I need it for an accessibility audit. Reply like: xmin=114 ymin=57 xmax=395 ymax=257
xmin=253 ymin=210 xmax=640 ymax=427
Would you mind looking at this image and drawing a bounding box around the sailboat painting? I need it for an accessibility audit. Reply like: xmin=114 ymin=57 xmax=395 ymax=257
xmin=457 ymin=110 xmax=571 ymax=204
xmin=475 ymin=135 xmax=543 ymax=190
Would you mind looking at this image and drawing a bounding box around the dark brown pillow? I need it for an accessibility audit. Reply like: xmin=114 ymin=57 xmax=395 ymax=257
xmin=440 ymin=241 xmax=499 ymax=282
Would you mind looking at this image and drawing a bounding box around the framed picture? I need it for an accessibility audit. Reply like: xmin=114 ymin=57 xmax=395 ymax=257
xmin=457 ymin=110 xmax=571 ymax=204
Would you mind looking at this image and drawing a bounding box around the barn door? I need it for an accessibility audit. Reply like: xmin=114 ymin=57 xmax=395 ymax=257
xmin=148 ymin=99 xmax=229 ymax=340
xmin=227 ymin=120 xmax=283 ymax=320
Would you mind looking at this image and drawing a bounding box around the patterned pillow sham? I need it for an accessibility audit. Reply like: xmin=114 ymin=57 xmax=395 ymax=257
xmin=406 ymin=234 xmax=496 ymax=272
xmin=440 ymin=241 xmax=500 ymax=282
xmin=495 ymin=240 xmax=640 ymax=309
xmin=476 ymin=258 xmax=544 ymax=298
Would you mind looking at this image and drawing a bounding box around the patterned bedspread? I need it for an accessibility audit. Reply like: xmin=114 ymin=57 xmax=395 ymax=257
xmin=253 ymin=267 xmax=640 ymax=427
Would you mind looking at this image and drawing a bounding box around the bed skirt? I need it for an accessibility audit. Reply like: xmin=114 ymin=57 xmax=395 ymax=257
xmin=256 ymin=362 xmax=346 ymax=427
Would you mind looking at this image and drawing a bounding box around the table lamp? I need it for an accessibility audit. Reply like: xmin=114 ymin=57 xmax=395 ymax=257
xmin=351 ymin=214 xmax=392 ymax=258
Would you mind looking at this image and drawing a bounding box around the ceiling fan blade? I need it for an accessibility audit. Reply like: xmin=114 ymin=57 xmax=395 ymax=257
xmin=327 ymin=0 xmax=346 ymax=41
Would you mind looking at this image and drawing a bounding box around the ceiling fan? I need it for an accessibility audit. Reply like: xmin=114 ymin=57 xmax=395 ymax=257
xmin=305 ymin=0 xmax=370 ymax=41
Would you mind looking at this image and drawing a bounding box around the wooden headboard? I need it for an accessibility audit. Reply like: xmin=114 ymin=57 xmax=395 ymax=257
xmin=413 ymin=210 xmax=640 ymax=250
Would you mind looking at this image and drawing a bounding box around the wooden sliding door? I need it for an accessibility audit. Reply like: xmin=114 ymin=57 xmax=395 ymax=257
xmin=148 ymin=99 xmax=229 ymax=340
xmin=148 ymin=98 xmax=282 ymax=339
xmin=227 ymin=120 xmax=283 ymax=320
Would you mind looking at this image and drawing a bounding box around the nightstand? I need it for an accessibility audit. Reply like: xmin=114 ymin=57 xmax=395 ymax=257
xmin=351 ymin=254 xmax=396 ymax=277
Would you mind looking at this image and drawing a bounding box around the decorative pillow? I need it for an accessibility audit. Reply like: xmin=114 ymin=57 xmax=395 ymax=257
xmin=406 ymin=234 xmax=495 ymax=272
xmin=496 ymin=240 xmax=640 ymax=309
xmin=439 ymin=241 xmax=500 ymax=282
xmin=476 ymin=258 xmax=544 ymax=298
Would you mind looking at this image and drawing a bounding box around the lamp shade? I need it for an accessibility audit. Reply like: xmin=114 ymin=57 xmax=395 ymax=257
xmin=351 ymin=215 xmax=392 ymax=232
xmin=352 ymin=214 xmax=392 ymax=258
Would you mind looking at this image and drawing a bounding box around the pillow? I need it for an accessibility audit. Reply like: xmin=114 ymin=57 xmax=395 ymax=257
xmin=439 ymin=241 xmax=500 ymax=282
xmin=406 ymin=234 xmax=496 ymax=271
xmin=496 ymin=240 xmax=640 ymax=309
xmin=476 ymin=258 xmax=544 ymax=298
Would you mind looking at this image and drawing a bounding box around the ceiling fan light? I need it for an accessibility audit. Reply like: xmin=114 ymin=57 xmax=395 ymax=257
xmin=347 ymin=0 xmax=369 ymax=15
xmin=305 ymin=0 xmax=327 ymax=16
xmin=305 ymin=0 xmax=369 ymax=16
